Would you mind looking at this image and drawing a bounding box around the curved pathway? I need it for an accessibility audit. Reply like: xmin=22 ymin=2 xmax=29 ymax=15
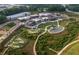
xmin=62 ymin=4 xmax=79 ymax=15
xmin=58 ymin=39 xmax=79 ymax=55
xmin=33 ymin=25 xmax=51 ymax=55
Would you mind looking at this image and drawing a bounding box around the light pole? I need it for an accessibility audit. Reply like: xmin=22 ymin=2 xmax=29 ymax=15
xmin=52 ymin=20 xmax=60 ymax=30
xmin=57 ymin=20 xmax=60 ymax=28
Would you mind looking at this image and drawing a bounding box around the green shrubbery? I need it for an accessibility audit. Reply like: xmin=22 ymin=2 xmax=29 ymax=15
xmin=36 ymin=19 xmax=79 ymax=55
xmin=66 ymin=4 xmax=79 ymax=12
xmin=0 ymin=15 xmax=6 ymax=24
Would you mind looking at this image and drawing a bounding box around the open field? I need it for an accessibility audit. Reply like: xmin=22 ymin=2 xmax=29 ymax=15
xmin=61 ymin=42 xmax=79 ymax=55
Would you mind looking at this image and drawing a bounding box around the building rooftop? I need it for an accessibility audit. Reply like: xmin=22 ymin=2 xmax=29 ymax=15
xmin=18 ymin=16 xmax=30 ymax=20
xmin=32 ymin=18 xmax=41 ymax=22
xmin=39 ymin=13 xmax=52 ymax=16
xmin=7 ymin=12 xmax=30 ymax=19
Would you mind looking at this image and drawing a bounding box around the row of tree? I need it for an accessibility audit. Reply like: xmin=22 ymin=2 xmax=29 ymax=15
xmin=0 ymin=15 xmax=6 ymax=24
xmin=66 ymin=4 xmax=79 ymax=12
xmin=29 ymin=4 xmax=65 ymax=12
xmin=0 ymin=4 xmax=65 ymax=16
xmin=0 ymin=6 xmax=28 ymax=16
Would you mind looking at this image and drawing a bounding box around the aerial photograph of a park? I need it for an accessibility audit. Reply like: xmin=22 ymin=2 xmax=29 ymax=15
xmin=0 ymin=4 xmax=79 ymax=55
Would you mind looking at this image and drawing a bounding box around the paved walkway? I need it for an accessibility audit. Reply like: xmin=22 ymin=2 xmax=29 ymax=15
xmin=48 ymin=48 xmax=58 ymax=54
xmin=58 ymin=39 xmax=79 ymax=55
xmin=0 ymin=22 xmax=23 ymax=54
xmin=62 ymin=4 xmax=79 ymax=15
xmin=33 ymin=25 xmax=51 ymax=55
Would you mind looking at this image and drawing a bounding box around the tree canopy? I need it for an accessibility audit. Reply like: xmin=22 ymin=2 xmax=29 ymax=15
xmin=0 ymin=15 xmax=6 ymax=24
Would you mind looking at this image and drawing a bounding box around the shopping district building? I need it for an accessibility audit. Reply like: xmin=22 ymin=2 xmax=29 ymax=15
xmin=6 ymin=12 xmax=66 ymax=29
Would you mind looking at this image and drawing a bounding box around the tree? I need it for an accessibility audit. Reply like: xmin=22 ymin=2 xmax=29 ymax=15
xmin=67 ymin=4 xmax=79 ymax=12
xmin=0 ymin=15 xmax=6 ymax=24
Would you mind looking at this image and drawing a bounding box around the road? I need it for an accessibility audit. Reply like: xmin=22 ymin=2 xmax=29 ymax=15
xmin=62 ymin=4 xmax=79 ymax=15
xmin=0 ymin=22 xmax=23 ymax=55
xmin=0 ymin=20 xmax=19 ymax=29
xmin=0 ymin=22 xmax=22 ymax=42
xmin=33 ymin=25 xmax=51 ymax=55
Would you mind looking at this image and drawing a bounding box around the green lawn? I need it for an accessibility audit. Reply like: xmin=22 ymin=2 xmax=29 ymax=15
xmin=2 ymin=22 xmax=16 ymax=31
xmin=61 ymin=42 xmax=79 ymax=55
xmin=38 ymin=21 xmax=55 ymax=29
xmin=5 ymin=27 xmax=44 ymax=55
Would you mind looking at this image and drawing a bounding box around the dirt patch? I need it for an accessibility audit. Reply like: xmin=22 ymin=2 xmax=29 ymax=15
xmin=46 ymin=49 xmax=57 ymax=55
xmin=22 ymin=40 xmax=35 ymax=55
xmin=0 ymin=29 xmax=7 ymax=35
xmin=47 ymin=40 xmax=58 ymax=45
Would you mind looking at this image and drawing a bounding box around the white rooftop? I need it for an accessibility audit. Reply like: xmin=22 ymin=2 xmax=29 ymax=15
xmin=42 ymin=17 xmax=49 ymax=19
xmin=30 ymin=14 xmax=38 ymax=17
xmin=39 ymin=13 xmax=52 ymax=16
xmin=7 ymin=12 xmax=30 ymax=19
xmin=32 ymin=18 xmax=41 ymax=22
xmin=18 ymin=16 xmax=30 ymax=20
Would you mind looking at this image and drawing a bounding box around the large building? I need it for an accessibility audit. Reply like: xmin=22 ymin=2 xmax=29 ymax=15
xmin=18 ymin=16 xmax=30 ymax=21
xmin=24 ymin=12 xmax=64 ymax=29
xmin=7 ymin=12 xmax=31 ymax=20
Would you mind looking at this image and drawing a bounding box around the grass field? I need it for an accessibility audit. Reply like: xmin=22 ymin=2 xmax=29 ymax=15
xmin=2 ymin=22 xmax=16 ymax=31
xmin=5 ymin=27 xmax=44 ymax=55
xmin=61 ymin=42 xmax=79 ymax=55
xmin=38 ymin=21 xmax=55 ymax=29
